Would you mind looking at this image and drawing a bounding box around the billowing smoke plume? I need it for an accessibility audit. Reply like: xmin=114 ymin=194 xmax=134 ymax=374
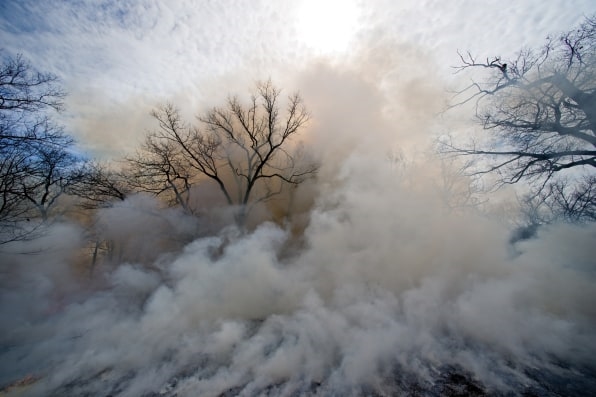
xmin=1 ymin=55 xmax=595 ymax=397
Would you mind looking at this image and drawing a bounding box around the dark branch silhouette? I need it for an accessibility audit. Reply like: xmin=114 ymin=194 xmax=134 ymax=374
xmin=445 ymin=16 xmax=596 ymax=222
xmin=139 ymin=80 xmax=318 ymax=227
xmin=0 ymin=51 xmax=79 ymax=244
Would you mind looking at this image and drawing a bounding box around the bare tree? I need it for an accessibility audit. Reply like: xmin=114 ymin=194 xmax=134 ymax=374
xmin=19 ymin=131 xmax=84 ymax=221
xmin=147 ymin=80 xmax=318 ymax=226
xmin=0 ymin=51 xmax=84 ymax=243
xmin=0 ymin=52 xmax=64 ymax=114
xmin=69 ymin=161 xmax=129 ymax=209
xmin=126 ymin=134 xmax=195 ymax=213
xmin=445 ymin=16 xmax=596 ymax=222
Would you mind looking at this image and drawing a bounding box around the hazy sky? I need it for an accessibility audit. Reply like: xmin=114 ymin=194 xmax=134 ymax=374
xmin=1 ymin=0 xmax=594 ymax=155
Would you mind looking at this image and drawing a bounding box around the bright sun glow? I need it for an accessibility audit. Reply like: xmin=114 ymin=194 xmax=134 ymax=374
xmin=295 ymin=0 xmax=361 ymax=54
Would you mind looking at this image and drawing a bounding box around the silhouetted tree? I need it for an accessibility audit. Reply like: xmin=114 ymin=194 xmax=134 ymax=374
xmin=126 ymin=134 xmax=195 ymax=213
xmin=20 ymin=132 xmax=84 ymax=221
xmin=70 ymin=161 xmax=129 ymax=209
xmin=146 ymin=80 xmax=318 ymax=226
xmin=0 ymin=51 xmax=81 ymax=243
xmin=446 ymin=16 xmax=596 ymax=222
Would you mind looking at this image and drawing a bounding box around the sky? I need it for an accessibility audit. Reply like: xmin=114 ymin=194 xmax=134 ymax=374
xmin=1 ymin=0 xmax=594 ymax=156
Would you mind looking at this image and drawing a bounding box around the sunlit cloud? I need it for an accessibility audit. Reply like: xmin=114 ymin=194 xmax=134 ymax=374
xmin=295 ymin=0 xmax=362 ymax=54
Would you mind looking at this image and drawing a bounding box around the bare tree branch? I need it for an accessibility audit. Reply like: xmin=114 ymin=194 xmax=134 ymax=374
xmin=0 ymin=52 xmax=78 ymax=243
xmin=143 ymin=80 xmax=318 ymax=227
xmin=445 ymin=16 xmax=596 ymax=222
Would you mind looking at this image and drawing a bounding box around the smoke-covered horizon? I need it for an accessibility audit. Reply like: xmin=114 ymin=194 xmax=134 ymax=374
xmin=1 ymin=56 xmax=596 ymax=396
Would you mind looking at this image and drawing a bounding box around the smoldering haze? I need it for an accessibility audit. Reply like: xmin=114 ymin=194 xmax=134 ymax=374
xmin=1 ymin=61 xmax=595 ymax=397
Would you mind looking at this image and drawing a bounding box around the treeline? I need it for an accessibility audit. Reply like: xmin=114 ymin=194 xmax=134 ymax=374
xmin=2 ymin=15 xmax=596 ymax=271
xmin=0 ymin=51 xmax=317 ymax=272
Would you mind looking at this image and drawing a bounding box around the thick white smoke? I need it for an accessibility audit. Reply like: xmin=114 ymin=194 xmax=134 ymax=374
xmin=1 ymin=60 xmax=595 ymax=396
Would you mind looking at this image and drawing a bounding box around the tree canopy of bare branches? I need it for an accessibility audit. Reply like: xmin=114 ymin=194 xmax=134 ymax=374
xmin=0 ymin=51 xmax=82 ymax=243
xmin=446 ymin=16 xmax=596 ymax=222
xmin=137 ymin=80 xmax=317 ymax=226
xmin=127 ymin=135 xmax=194 ymax=213
xmin=68 ymin=161 xmax=129 ymax=209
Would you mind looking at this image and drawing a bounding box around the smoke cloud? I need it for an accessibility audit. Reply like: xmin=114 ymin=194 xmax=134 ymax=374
xmin=1 ymin=52 xmax=595 ymax=397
